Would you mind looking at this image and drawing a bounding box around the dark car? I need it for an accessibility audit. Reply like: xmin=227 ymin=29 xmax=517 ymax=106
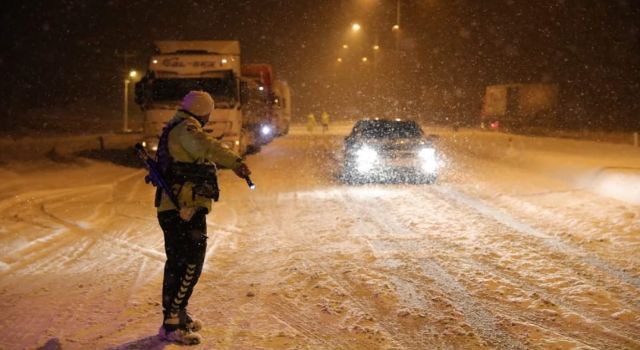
xmin=342 ymin=119 xmax=439 ymax=184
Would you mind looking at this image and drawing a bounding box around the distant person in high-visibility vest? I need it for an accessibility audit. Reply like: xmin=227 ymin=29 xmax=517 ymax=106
xmin=306 ymin=113 xmax=317 ymax=133
xmin=320 ymin=112 xmax=330 ymax=133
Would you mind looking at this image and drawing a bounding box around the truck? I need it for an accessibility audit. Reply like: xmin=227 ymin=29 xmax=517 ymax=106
xmin=240 ymin=64 xmax=277 ymax=147
xmin=272 ymin=79 xmax=292 ymax=136
xmin=134 ymin=40 xmax=249 ymax=155
xmin=239 ymin=64 xmax=292 ymax=144
xmin=480 ymin=83 xmax=559 ymax=130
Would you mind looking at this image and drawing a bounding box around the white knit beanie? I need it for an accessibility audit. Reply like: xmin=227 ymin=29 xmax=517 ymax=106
xmin=181 ymin=91 xmax=214 ymax=117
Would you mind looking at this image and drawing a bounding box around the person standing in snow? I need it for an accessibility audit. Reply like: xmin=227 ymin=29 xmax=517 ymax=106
xmin=155 ymin=91 xmax=251 ymax=345
xmin=320 ymin=111 xmax=330 ymax=133
xmin=306 ymin=113 xmax=317 ymax=133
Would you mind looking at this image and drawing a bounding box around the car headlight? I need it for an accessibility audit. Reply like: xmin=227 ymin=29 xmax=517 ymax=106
xmin=419 ymin=147 xmax=435 ymax=160
xmin=355 ymin=146 xmax=377 ymax=172
xmin=419 ymin=147 xmax=438 ymax=173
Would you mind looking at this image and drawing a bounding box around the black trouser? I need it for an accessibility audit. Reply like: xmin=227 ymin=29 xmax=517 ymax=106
xmin=157 ymin=209 xmax=208 ymax=328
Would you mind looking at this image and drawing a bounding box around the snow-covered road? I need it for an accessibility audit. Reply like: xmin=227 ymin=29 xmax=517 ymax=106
xmin=1 ymin=123 xmax=638 ymax=349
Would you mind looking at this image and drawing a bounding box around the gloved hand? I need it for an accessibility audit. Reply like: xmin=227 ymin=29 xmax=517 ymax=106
xmin=233 ymin=163 xmax=251 ymax=179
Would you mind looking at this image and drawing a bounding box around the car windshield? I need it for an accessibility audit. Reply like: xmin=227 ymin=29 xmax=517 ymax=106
xmin=351 ymin=120 xmax=424 ymax=139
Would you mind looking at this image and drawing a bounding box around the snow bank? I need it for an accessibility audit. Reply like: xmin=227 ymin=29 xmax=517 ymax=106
xmin=443 ymin=129 xmax=640 ymax=205
xmin=577 ymin=168 xmax=640 ymax=205
xmin=0 ymin=133 xmax=140 ymax=162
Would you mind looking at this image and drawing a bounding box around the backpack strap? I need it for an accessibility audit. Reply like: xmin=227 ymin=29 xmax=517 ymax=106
xmin=156 ymin=117 xmax=187 ymax=174
xmin=154 ymin=117 xmax=186 ymax=207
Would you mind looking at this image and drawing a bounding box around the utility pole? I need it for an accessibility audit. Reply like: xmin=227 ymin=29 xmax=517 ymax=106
xmin=116 ymin=51 xmax=137 ymax=132
xmin=394 ymin=0 xmax=402 ymax=113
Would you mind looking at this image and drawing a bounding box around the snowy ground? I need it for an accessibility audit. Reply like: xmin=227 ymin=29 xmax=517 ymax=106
xmin=1 ymin=122 xmax=639 ymax=350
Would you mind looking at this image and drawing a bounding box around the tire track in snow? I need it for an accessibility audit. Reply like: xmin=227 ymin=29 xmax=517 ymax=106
xmin=407 ymin=230 xmax=640 ymax=348
xmin=0 ymin=170 xmax=145 ymax=268
xmin=201 ymin=227 xmax=239 ymax=274
xmin=238 ymin=193 xmax=402 ymax=349
xmin=0 ymin=195 xmax=164 ymax=276
xmin=311 ymin=262 xmax=410 ymax=350
xmin=324 ymin=190 xmax=488 ymax=348
xmin=0 ymin=186 xmax=98 ymax=213
xmin=267 ymin=298 xmax=356 ymax=349
xmin=344 ymin=192 xmax=526 ymax=350
xmin=278 ymin=192 xmax=420 ymax=350
xmin=435 ymin=185 xmax=640 ymax=290
xmin=472 ymin=185 xmax=640 ymax=280
xmin=401 ymin=186 xmax=640 ymax=347
xmin=355 ymin=198 xmax=624 ymax=350
xmin=200 ymin=192 xmax=348 ymax=348
xmin=0 ymin=187 xmax=109 ymax=273
xmin=441 ymin=141 xmax=640 ymax=287
xmin=11 ymin=169 xmax=158 ymax=258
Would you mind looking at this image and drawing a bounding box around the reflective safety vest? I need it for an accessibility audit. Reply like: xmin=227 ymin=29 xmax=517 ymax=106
xmin=156 ymin=110 xmax=243 ymax=213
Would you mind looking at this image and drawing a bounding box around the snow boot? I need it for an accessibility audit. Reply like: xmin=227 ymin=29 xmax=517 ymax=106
xmin=180 ymin=308 xmax=203 ymax=332
xmin=158 ymin=326 xmax=202 ymax=345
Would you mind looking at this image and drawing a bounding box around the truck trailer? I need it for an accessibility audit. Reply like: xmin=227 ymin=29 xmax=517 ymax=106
xmin=272 ymin=79 xmax=291 ymax=136
xmin=240 ymin=64 xmax=292 ymax=143
xmin=240 ymin=64 xmax=277 ymax=147
xmin=480 ymin=83 xmax=559 ymax=130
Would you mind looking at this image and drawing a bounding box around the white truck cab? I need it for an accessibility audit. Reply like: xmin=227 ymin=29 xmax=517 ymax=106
xmin=135 ymin=41 xmax=248 ymax=155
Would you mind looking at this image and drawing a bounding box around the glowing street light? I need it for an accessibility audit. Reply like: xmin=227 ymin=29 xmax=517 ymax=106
xmin=392 ymin=24 xmax=400 ymax=31
xmin=337 ymin=57 xmax=343 ymax=63
xmin=342 ymin=44 xmax=349 ymax=49
xmin=351 ymin=23 xmax=361 ymax=32
xmin=129 ymin=70 xmax=138 ymax=78
xmin=362 ymin=57 xmax=368 ymax=62
xmin=373 ymin=45 xmax=380 ymax=50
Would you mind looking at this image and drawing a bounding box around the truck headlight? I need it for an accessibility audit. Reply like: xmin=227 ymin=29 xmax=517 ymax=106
xmin=356 ymin=146 xmax=377 ymax=172
xmin=419 ymin=147 xmax=437 ymax=173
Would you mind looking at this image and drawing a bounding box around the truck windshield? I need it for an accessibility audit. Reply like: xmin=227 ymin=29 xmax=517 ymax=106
xmin=150 ymin=77 xmax=237 ymax=108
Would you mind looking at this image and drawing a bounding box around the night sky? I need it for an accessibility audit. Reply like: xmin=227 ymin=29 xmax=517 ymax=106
xmin=2 ymin=0 xmax=639 ymax=133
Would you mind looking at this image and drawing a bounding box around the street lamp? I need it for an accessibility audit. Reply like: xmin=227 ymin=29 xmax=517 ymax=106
xmin=351 ymin=23 xmax=361 ymax=32
xmin=123 ymin=69 xmax=137 ymax=132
